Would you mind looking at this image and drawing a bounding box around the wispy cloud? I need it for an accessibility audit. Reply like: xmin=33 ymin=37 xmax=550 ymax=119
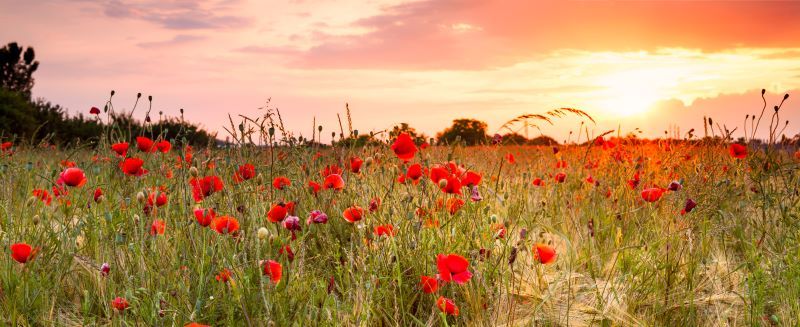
xmin=101 ymin=0 xmax=252 ymax=30
xmin=137 ymin=34 xmax=206 ymax=48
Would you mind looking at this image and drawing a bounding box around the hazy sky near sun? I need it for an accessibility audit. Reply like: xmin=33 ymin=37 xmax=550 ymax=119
xmin=2 ymin=0 xmax=800 ymax=142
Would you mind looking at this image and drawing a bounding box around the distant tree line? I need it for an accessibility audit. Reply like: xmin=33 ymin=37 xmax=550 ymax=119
xmin=0 ymin=41 xmax=216 ymax=147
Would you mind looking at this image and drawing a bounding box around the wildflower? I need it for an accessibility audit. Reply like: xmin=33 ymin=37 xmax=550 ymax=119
xmin=282 ymin=216 xmax=301 ymax=232
xmin=10 ymin=243 xmax=37 ymax=263
xmin=533 ymin=243 xmax=557 ymax=264
xmin=406 ymin=163 xmax=423 ymax=183
xmin=111 ymin=142 xmax=129 ymax=157
xmin=350 ymin=156 xmax=363 ymax=173
xmin=194 ymin=208 xmax=215 ymax=227
xmin=93 ymin=187 xmax=104 ymax=203
xmin=211 ymin=215 xmax=240 ymax=235
xmin=215 ymin=268 xmax=233 ymax=283
xmin=308 ymin=181 xmax=321 ymax=195
xmin=729 ymin=143 xmax=747 ymax=159
xmin=156 ymin=140 xmax=171 ymax=153
xmin=267 ymin=203 xmax=288 ymax=223
xmin=257 ymin=227 xmax=269 ymax=240
xmin=262 ymin=260 xmax=282 ymax=284
xmin=420 ymin=275 xmax=438 ymax=293
xmin=323 ymin=174 xmax=345 ymax=190
xmin=234 ymin=164 xmax=256 ymax=183
xmin=150 ymin=219 xmax=166 ymax=235
xmin=668 ymin=180 xmax=682 ymax=191
xmin=306 ymin=210 xmax=328 ymax=224
xmin=681 ymin=198 xmax=698 ymax=215
xmin=391 ymin=132 xmax=418 ymax=162
xmin=554 ymin=172 xmax=566 ymax=183
xmin=111 ymin=297 xmax=129 ymax=311
xmin=532 ymin=177 xmax=544 ymax=186
xmin=641 ymin=187 xmax=665 ymax=202
xmin=436 ymin=254 xmax=472 ymax=284
xmin=461 ymin=171 xmax=482 ymax=187
xmin=373 ymin=224 xmax=396 ymax=237
xmin=58 ymin=167 xmax=87 ymax=187
xmin=100 ymin=262 xmax=110 ymax=276
xmin=189 ymin=175 xmax=224 ymax=202
xmin=343 ymin=205 xmax=365 ymax=223
xmin=369 ymin=197 xmax=381 ymax=212
xmin=505 ymin=153 xmax=516 ymax=164
xmin=273 ymin=176 xmax=291 ymax=190
xmin=436 ymin=296 xmax=459 ymax=316
xmin=446 ymin=197 xmax=465 ymax=215
xmin=120 ymin=157 xmax=147 ymax=176
xmin=89 ymin=106 xmax=101 ymax=115
xmin=470 ymin=185 xmax=482 ymax=202
xmin=279 ymin=245 xmax=295 ymax=261
xmin=136 ymin=136 xmax=155 ymax=152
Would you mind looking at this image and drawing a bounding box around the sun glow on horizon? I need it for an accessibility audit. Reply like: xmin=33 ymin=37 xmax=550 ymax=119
xmin=593 ymin=68 xmax=680 ymax=118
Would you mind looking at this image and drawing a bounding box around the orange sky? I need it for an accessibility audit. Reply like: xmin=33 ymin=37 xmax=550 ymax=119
xmin=2 ymin=0 xmax=799 ymax=142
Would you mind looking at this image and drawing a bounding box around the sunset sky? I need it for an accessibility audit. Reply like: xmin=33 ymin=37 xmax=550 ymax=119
xmin=2 ymin=0 xmax=800 ymax=142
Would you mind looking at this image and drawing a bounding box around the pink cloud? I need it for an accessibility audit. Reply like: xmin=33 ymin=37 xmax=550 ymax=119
xmin=289 ymin=0 xmax=800 ymax=69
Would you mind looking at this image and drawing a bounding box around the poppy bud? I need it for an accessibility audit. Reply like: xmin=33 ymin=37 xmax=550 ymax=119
xmin=26 ymin=196 xmax=37 ymax=207
xmin=257 ymin=227 xmax=269 ymax=240
xmin=32 ymin=215 xmax=40 ymax=225
xmin=256 ymin=174 xmax=264 ymax=184
xmin=96 ymin=195 xmax=105 ymax=203
xmin=137 ymin=92 xmax=141 ymax=98
xmin=438 ymin=179 xmax=448 ymax=189
xmin=189 ymin=166 xmax=199 ymax=177
xmin=136 ymin=192 xmax=146 ymax=203
xmin=148 ymin=95 xmax=152 ymax=101
xmin=111 ymin=90 xmax=115 ymax=96
xmin=364 ymin=157 xmax=374 ymax=167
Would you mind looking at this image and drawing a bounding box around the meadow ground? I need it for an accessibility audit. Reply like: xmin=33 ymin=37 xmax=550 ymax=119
xmin=1 ymin=135 xmax=799 ymax=326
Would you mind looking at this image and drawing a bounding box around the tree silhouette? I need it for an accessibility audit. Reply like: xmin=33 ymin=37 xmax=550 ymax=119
xmin=436 ymin=119 xmax=488 ymax=146
xmin=389 ymin=123 xmax=427 ymax=144
xmin=0 ymin=42 xmax=38 ymax=98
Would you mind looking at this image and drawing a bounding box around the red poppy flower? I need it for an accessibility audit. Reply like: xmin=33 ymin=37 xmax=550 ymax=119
xmin=440 ymin=175 xmax=462 ymax=195
xmin=211 ymin=215 xmax=240 ymax=234
xmin=641 ymin=187 xmax=665 ymax=202
xmin=555 ymin=160 xmax=568 ymax=169
xmin=111 ymin=142 xmax=129 ymax=157
xmin=461 ymin=171 xmax=482 ymax=187
xmin=446 ymin=197 xmax=465 ymax=215
xmin=156 ymin=140 xmax=171 ymax=153
xmin=94 ymin=187 xmax=103 ymax=202
xmin=279 ymin=244 xmax=295 ymax=261
xmin=120 ymin=157 xmax=147 ymax=176
xmin=194 ymin=208 xmax=216 ymax=227
xmin=136 ymin=136 xmax=156 ymax=152
xmin=273 ymin=176 xmax=291 ymax=190
xmin=627 ymin=172 xmax=641 ymax=189
xmin=350 ymin=156 xmax=363 ymax=173
xmin=268 ymin=203 xmax=288 ymax=223
xmin=505 ymin=153 xmax=516 ymax=164
xmin=233 ymin=164 xmax=256 ymax=183
xmin=436 ymin=254 xmax=472 ymax=284
xmin=111 ymin=297 xmax=129 ymax=311
xmin=308 ymin=181 xmax=321 ymax=195
xmin=1 ymin=141 xmax=12 ymax=152
xmin=262 ymin=260 xmax=282 ymax=283
xmin=90 ymin=106 xmax=101 ymax=115
xmin=59 ymin=167 xmax=87 ymax=187
xmin=323 ymin=174 xmax=345 ymax=190
xmin=406 ymin=163 xmax=423 ymax=182
xmin=681 ymin=198 xmax=698 ymax=215
xmin=554 ymin=172 xmax=566 ymax=183
xmin=729 ymin=143 xmax=747 ymax=159
xmin=32 ymin=189 xmax=52 ymax=205
xmin=147 ymin=191 xmax=168 ymax=207
xmin=436 ymin=296 xmax=459 ymax=316
xmin=306 ymin=210 xmax=328 ymax=224
xmin=420 ymin=275 xmax=438 ymax=293
xmin=391 ymin=132 xmax=418 ymax=162
xmin=369 ymin=197 xmax=381 ymax=212
xmin=373 ymin=224 xmax=396 ymax=237
xmin=429 ymin=165 xmax=449 ymax=183
xmin=343 ymin=205 xmax=364 ymax=223
xmin=215 ymin=268 xmax=232 ymax=283
xmin=10 ymin=243 xmax=37 ymax=263
xmin=532 ymin=178 xmax=544 ymax=186
xmin=190 ymin=176 xmax=224 ymax=202
xmin=533 ymin=243 xmax=557 ymax=264
xmin=150 ymin=219 xmax=166 ymax=235
xmin=185 ymin=323 xmax=210 ymax=327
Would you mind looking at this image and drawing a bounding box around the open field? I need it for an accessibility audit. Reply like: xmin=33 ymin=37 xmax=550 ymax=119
xmin=1 ymin=134 xmax=799 ymax=326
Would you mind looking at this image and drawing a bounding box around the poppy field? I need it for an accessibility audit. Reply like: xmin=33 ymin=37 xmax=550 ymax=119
xmin=2 ymin=113 xmax=800 ymax=326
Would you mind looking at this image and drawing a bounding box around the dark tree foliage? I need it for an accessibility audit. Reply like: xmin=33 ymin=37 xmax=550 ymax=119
xmin=527 ymin=135 xmax=559 ymax=146
xmin=389 ymin=123 xmax=428 ymax=144
xmin=0 ymin=42 xmax=38 ymax=99
xmin=436 ymin=119 xmax=489 ymax=146
xmin=0 ymin=89 xmax=215 ymax=147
